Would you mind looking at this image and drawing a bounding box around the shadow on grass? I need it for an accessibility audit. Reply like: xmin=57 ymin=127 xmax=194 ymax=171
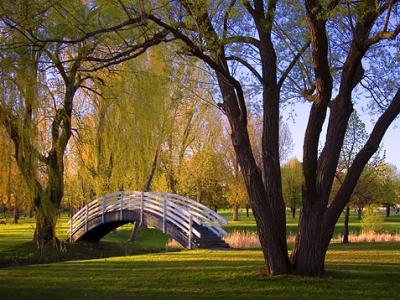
xmin=0 ymin=227 xmax=178 ymax=268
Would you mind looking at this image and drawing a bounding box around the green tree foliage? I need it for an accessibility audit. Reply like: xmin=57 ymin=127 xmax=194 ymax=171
xmin=0 ymin=0 xmax=167 ymax=246
xmin=281 ymin=158 xmax=302 ymax=218
xmin=178 ymin=145 xmax=228 ymax=210
xmin=335 ymin=111 xmax=386 ymax=242
xmin=75 ymin=48 xmax=174 ymax=197
xmin=373 ymin=163 xmax=400 ymax=216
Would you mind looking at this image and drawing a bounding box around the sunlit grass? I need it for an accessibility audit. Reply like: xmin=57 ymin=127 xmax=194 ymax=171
xmin=0 ymin=245 xmax=399 ymax=299
xmin=0 ymin=212 xmax=399 ymax=299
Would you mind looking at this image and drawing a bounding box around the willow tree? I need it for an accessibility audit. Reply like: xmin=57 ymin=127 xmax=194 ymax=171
xmin=0 ymin=0 xmax=167 ymax=246
xmin=134 ymin=0 xmax=400 ymax=275
xmin=75 ymin=46 xmax=179 ymax=197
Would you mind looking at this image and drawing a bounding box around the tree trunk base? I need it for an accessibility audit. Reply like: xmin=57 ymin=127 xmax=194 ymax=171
xmin=33 ymin=218 xmax=56 ymax=248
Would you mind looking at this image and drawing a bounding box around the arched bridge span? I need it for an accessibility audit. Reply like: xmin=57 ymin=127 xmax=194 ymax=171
xmin=68 ymin=192 xmax=229 ymax=249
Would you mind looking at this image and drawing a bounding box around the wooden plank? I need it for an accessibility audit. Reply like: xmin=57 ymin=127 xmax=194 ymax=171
xmin=163 ymin=198 xmax=167 ymax=233
xmin=188 ymin=214 xmax=192 ymax=249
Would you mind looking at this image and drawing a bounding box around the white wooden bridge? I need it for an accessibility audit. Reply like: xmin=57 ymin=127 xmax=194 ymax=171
xmin=68 ymin=191 xmax=229 ymax=249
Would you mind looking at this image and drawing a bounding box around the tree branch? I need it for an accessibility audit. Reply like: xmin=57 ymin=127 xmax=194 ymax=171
xmin=278 ymin=40 xmax=310 ymax=91
xmin=326 ymin=88 xmax=400 ymax=225
xmin=226 ymin=55 xmax=263 ymax=84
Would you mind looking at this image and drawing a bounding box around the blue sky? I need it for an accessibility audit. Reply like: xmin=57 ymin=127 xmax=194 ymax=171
xmin=284 ymin=102 xmax=400 ymax=169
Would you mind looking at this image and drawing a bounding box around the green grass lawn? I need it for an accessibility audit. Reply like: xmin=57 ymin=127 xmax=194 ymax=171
xmin=0 ymin=212 xmax=399 ymax=299
xmin=0 ymin=244 xmax=399 ymax=299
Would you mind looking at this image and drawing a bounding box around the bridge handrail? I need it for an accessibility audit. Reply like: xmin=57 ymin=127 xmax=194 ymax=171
xmin=68 ymin=191 xmax=227 ymax=242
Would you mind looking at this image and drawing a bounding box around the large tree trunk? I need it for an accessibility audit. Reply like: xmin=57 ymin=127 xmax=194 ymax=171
xmin=342 ymin=205 xmax=350 ymax=243
xmin=32 ymin=174 xmax=63 ymax=247
xmin=290 ymin=203 xmax=329 ymax=276
xmin=34 ymin=215 xmax=56 ymax=247
xmin=220 ymin=80 xmax=290 ymax=275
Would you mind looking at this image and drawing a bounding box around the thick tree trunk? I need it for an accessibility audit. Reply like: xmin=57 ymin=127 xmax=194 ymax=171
xmin=33 ymin=199 xmax=57 ymax=248
xmin=216 ymin=71 xmax=290 ymax=275
xmin=34 ymin=218 xmax=55 ymax=247
xmin=291 ymin=205 xmax=329 ymax=276
xmin=251 ymin=189 xmax=291 ymax=275
xmin=233 ymin=204 xmax=239 ymax=221
xmin=342 ymin=206 xmax=350 ymax=243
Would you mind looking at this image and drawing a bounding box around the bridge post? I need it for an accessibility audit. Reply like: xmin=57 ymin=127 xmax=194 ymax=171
xmin=102 ymin=197 xmax=105 ymax=223
xmin=163 ymin=198 xmax=167 ymax=233
xmin=120 ymin=191 xmax=124 ymax=220
xmin=85 ymin=204 xmax=88 ymax=232
xmin=140 ymin=192 xmax=144 ymax=225
xmin=69 ymin=215 xmax=73 ymax=242
xmin=188 ymin=213 xmax=193 ymax=249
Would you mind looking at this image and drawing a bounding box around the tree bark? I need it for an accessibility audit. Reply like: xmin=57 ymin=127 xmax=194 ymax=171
xmin=342 ymin=206 xmax=350 ymax=243
xmin=233 ymin=204 xmax=239 ymax=221
xmin=33 ymin=194 xmax=58 ymax=248
xmin=144 ymin=147 xmax=160 ymax=192
xmin=13 ymin=205 xmax=19 ymax=224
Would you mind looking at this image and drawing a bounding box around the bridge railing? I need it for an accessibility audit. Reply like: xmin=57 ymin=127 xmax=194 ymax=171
xmin=68 ymin=191 xmax=228 ymax=246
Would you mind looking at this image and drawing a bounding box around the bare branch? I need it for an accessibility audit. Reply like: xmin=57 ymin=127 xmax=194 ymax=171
xmin=326 ymin=88 xmax=400 ymax=225
xmin=278 ymin=40 xmax=310 ymax=91
xmin=226 ymin=55 xmax=263 ymax=84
